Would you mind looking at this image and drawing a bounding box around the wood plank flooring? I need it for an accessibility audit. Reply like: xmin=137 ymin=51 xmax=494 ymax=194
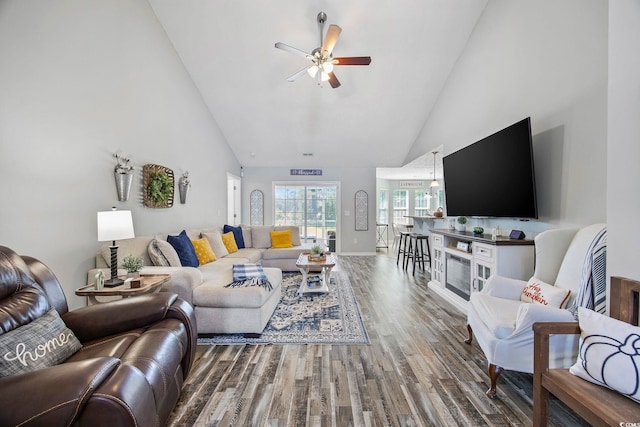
xmin=168 ymin=253 xmax=588 ymax=426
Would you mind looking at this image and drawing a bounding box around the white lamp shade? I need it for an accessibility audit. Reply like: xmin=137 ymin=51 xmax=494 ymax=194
xmin=430 ymin=179 xmax=440 ymax=188
xmin=97 ymin=210 xmax=135 ymax=242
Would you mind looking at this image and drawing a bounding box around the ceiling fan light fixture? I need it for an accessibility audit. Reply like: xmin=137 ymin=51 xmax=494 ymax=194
xmin=321 ymin=61 xmax=333 ymax=73
xmin=321 ymin=71 xmax=330 ymax=82
xmin=307 ymin=65 xmax=319 ymax=78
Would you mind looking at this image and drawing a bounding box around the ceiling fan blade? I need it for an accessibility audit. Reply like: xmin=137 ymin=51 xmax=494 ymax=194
xmin=333 ymin=56 xmax=372 ymax=66
xmin=321 ymin=24 xmax=342 ymax=54
xmin=287 ymin=67 xmax=311 ymax=82
xmin=327 ymin=72 xmax=341 ymax=89
xmin=275 ymin=42 xmax=312 ymax=59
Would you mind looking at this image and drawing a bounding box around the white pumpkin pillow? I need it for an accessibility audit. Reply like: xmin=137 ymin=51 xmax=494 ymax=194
xmin=570 ymin=307 xmax=640 ymax=403
xmin=520 ymin=277 xmax=571 ymax=308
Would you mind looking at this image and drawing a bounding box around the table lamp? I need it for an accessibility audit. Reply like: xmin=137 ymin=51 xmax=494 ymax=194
xmin=97 ymin=208 xmax=135 ymax=287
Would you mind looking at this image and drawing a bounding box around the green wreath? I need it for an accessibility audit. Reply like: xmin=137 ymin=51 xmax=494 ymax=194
xmin=147 ymin=171 xmax=173 ymax=203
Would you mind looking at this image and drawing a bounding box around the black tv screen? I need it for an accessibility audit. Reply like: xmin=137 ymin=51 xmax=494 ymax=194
xmin=443 ymin=117 xmax=537 ymax=218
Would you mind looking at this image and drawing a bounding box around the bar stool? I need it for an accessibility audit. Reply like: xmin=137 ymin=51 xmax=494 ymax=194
xmin=407 ymin=234 xmax=431 ymax=275
xmin=396 ymin=230 xmax=413 ymax=267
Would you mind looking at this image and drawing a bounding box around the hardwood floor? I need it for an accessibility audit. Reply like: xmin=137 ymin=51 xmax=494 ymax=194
xmin=168 ymin=253 xmax=587 ymax=426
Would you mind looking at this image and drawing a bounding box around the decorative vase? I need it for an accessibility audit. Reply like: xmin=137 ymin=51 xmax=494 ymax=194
xmin=127 ymin=271 xmax=140 ymax=279
xmin=457 ymin=224 xmax=466 ymax=232
xmin=179 ymin=182 xmax=189 ymax=204
xmin=115 ymin=172 xmax=133 ymax=202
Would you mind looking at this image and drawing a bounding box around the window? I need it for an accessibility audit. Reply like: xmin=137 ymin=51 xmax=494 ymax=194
xmin=415 ymin=190 xmax=430 ymax=217
xmin=378 ymin=189 xmax=388 ymax=224
xmin=274 ymin=183 xmax=338 ymax=244
xmin=392 ymin=190 xmax=408 ymax=224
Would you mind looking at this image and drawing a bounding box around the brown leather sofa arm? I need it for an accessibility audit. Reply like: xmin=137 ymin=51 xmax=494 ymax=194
xmin=0 ymin=357 xmax=119 ymax=426
xmin=63 ymin=292 xmax=179 ymax=342
xmin=165 ymin=296 xmax=198 ymax=374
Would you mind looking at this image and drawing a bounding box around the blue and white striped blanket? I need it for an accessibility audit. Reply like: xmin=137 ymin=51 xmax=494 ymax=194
xmin=569 ymin=227 xmax=607 ymax=319
xmin=225 ymin=263 xmax=272 ymax=291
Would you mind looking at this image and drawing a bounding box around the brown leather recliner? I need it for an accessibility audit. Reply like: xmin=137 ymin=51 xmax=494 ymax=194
xmin=0 ymin=246 xmax=197 ymax=427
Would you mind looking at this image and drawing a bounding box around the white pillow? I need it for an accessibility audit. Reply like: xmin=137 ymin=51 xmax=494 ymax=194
xmin=251 ymin=226 xmax=274 ymax=249
xmin=202 ymin=230 xmax=229 ymax=258
xmin=147 ymin=239 xmax=181 ymax=267
xmin=569 ymin=307 xmax=640 ymax=403
xmin=520 ymin=277 xmax=571 ymax=308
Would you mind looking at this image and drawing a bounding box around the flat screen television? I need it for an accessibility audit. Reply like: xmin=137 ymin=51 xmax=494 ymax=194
xmin=442 ymin=117 xmax=537 ymax=218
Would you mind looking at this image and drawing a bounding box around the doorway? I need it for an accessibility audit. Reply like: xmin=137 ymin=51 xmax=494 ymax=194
xmin=227 ymin=173 xmax=241 ymax=226
xmin=273 ymin=182 xmax=339 ymax=250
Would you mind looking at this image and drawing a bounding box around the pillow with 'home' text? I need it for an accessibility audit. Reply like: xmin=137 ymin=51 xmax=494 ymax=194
xmin=0 ymin=309 xmax=82 ymax=377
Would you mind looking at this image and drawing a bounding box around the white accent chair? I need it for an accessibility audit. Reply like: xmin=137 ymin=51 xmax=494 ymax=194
xmin=465 ymin=223 xmax=606 ymax=398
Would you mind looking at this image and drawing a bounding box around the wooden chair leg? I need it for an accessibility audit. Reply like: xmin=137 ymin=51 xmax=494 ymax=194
xmin=464 ymin=324 xmax=473 ymax=344
xmin=486 ymin=364 xmax=503 ymax=399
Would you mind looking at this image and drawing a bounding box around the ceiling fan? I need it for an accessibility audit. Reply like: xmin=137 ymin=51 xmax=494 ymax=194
xmin=275 ymin=11 xmax=372 ymax=89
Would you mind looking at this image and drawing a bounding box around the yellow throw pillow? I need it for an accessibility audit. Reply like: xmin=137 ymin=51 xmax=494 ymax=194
xmin=191 ymin=237 xmax=217 ymax=265
xmin=221 ymin=231 xmax=239 ymax=253
xmin=270 ymin=229 xmax=293 ymax=248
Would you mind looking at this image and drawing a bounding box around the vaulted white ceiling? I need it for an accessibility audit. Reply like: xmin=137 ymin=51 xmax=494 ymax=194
xmin=148 ymin=0 xmax=487 ymax=170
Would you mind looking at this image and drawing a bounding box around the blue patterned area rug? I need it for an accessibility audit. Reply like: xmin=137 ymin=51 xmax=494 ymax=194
xmin=197 ymin=271 xmax=369 ymax=345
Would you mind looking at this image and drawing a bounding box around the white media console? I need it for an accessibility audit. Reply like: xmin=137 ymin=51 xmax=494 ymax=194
xmin=428 ymin=229 xmax=534 ymax=312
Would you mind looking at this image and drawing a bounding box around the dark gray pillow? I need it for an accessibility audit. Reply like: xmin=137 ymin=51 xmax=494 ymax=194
xmin=0 ymin=309 xmax=82 ymax=377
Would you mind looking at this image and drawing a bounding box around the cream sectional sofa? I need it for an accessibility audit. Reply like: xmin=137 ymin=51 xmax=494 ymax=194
xmin=88 ymin=225 xmax=315 ymax=335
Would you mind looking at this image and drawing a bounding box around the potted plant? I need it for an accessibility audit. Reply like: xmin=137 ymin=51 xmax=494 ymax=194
xmin=457 ymin=216 xmax=468 ymax=232
xmin=473 ymin=226 xmax=484 ymax=235
xmin=121 ymin=254 xmax=143 ymax=278
xmin=309 ymin=244 xmax=326 ymax=262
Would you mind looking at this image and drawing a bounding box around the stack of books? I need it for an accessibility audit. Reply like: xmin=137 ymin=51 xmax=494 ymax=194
xmin=307 ymin=276 xmax=322 ymax=287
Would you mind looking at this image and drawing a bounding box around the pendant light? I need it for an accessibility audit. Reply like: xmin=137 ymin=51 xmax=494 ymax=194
xmin=430 ymin=151 xmax=440 ymax=188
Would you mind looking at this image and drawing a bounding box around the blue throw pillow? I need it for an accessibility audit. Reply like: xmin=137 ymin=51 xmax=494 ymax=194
xmin=167 ymin=230 xmax=199 ymax=267
xmin=223 ymin=224 xmax=245 ymax=249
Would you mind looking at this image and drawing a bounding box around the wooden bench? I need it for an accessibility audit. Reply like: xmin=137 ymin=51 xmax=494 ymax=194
xmin=533 ymin=276 xmax=640 ymax=426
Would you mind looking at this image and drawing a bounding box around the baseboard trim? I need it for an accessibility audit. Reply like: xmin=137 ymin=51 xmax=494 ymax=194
xmin=339 ymin=252 xmax=377 ymax=256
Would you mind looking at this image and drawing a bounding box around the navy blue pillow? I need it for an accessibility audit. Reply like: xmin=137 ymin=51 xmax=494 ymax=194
xmin=167 ymin=230 xmax=199 ymax=267
xmin=223 ymin=224 xmax=245 ymax=249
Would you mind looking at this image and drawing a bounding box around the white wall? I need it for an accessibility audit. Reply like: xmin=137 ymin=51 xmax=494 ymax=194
xmin=242 ymin=167 xmax=377 ymax=254
xmin=607 ymin=1 xmax=640 ymax=281
xmin=406 ymin=0 xmax=608 ymax=228
xmin=0 ymin=0 xmax=240 ymax=309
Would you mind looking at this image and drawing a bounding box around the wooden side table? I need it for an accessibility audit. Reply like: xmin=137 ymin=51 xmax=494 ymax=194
xmin=295 ymin=253 xmax=336 ymax=296
xmin=76 ymin=274 xmax=170 ymax=305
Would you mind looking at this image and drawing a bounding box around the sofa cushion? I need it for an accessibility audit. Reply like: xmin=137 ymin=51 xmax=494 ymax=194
xmin=202 ymin=230 xmax=229 ymax=259
xmin=251 ymin=226 xmax=274 ymax=249
xmin=193 ymin=268 xmax=281 ymax=309
xmin=274 ymin=226 xmax=301 ymax=246
xmin=100 ymin=237 xmax=152 ymax=268
xmin=262 ymin=244 xmax=312 ymax=260
xmin=0 ymin=309 xmax=82 ymax=377
xmin=241 ymin=226 xmax=252 ymax=248
xmin=270 ymin=230 xmax=293 ymax=248
xmin=221 ymin=231 xmax=239 ymax=254
xmin=148 ymin=239 xmax=181 ymax=267
xmin=470 ymin=293 xmax=523 ymax=339
xmin=223 ymin=224 xmax=245 ymax=249
xmin=191 ymin=237 xmax=216 ymax=265
xmin=227 ymin=248 xmax=263 ymax=263
xmin=167 ymin=230 xmax=199 ymax=268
